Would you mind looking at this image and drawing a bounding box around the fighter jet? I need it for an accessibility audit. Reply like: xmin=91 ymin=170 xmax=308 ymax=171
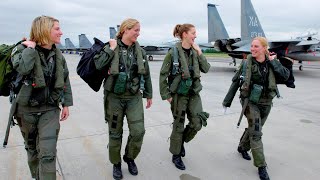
xmin=206 ymin=0 xmax=320 ymax=70
xmin=60 ymin=34 xmax=93 ymax=54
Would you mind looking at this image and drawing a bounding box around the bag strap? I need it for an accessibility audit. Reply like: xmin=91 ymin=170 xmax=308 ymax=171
xmin=171 ymin=46 xmax=179 ymax=75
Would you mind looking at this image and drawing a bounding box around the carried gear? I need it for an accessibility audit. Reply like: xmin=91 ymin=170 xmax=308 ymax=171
xmin=3 ymin=98 xmax=17 ymax=148
xmin=77 ymin=37 xmax=108 ymax=92
xmin=198 ymin=111 xmax=210 ymax=127
xmin=277 ymin=57 xmax=295 ymax=88
xmin=0 ymin=41 xmax=24 ymax=96
xmin=237 ymin=98 xmax=249 ymax=128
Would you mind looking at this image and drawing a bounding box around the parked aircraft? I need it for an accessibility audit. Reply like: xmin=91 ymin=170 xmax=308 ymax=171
xmin=109 ymin=26 xmax=171 ymax=61
xmin=58 ymin=34 xmax=92 ymax=54
xmin=205 ymin=0 xmax=320 ymax=70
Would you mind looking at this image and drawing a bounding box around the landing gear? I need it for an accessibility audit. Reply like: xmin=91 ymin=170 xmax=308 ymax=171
xmin=148 ymin=55 xmax=153 ymax=61
xmin=299 ymin=65 xmax=303 ymax=71
xmin=299 ymin=60 xmax=303 ymax=71
xmin=229 ymin=57 xmax=237 ymax=66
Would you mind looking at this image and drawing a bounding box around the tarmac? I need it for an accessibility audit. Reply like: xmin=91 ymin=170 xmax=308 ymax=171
xmin=0 ymin=54 xmax=319 ymax=180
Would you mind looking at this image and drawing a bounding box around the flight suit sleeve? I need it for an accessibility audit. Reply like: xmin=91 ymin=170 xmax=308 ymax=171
xmin=268 ymin=59 xmax=290 ymax=82
xmin=142 ymin=50 xmax=153 ymax=99
xmin=12 ymin=44 xmax=37 ymax=75
xmin=93 ymin=44 xmax=115 ymax=70
xmin=198 ymin=54 xmax=211 ymax=73
xmin=62 ymin=57 xmax=73 ymax=107
xmin=222 ymin=63 xmax=242 ymax=107
xmin=159 ymin=50 xmax=173 ymax=100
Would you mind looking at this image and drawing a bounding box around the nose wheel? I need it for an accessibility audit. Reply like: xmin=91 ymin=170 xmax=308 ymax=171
xmin=299 ymin=65 xmax=303 ymax=71
xmin=148 ymin=55 xmax=153 ymax=61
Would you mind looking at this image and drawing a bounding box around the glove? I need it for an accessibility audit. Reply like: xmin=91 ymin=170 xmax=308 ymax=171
xmin=198 ymin=112 xmax=210 ymax=127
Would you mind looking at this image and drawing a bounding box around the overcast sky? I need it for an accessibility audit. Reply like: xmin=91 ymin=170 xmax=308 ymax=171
xmin=1 ymin=0 xmax=320 ymax=45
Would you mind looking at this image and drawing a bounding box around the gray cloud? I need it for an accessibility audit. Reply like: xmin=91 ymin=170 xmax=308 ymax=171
xmin=1 ymin=0 xmax=319 ymax=45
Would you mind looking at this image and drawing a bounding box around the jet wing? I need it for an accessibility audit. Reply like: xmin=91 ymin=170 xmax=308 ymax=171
xmin=233 ymin=43 xmax=251 ymax=52
xmin=199 ymin=42 xmax=214 ymax=48
xmin=296 ymin=39 xmax=320 ymax=46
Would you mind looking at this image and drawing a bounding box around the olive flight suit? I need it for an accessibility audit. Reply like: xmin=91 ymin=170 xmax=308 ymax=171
xmin=159 ymin=42 xmax=211 ymax=155
xmin=223 ymin=54 xmax=289 ymax=167
xmin=11 ymin=44 xmax=73 ymax=179
xmin=93 ymin=39 xmax=152 ymax=164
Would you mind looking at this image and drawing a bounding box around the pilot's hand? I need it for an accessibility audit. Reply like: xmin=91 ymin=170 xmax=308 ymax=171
xmin=268 ymin=52 xmax=277 ymax=60
xmin=192 ymin=43 xmax=202 ymax=55
xmin=60 ymin=106 xmax=70 ymax=121
xmin=22 ymin=40 xmax=36 ymax=48
xmin=109 ymin=39 xmax=117 ymax=51
xmin=146 ymin=98 xmax=152 ymax=109
xmin=167 ymin=97 xmax=172 ymax=103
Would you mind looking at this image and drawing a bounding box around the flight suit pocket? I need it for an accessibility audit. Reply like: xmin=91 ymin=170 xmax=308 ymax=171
xmin=129 ymin=77 xmax=140 ymax=94
xmin=16 ymin=84 xmax=33 ymax=106
xmin=177 ymin=77 xmax=192 ymax=95
xmin=23 ymin=113 xmax=38 ymax=124
xmin=104 ymin=75 xmax=115 ymax=91
xmin=249 ymin=84 xmax=263 ymax=104
xmin=192 ymin=79 xmax=202 ymax=94
xmin=113 ymin=72 xmax=127 ymax=94
xmin=169 ymin=75 xmax=181 ymax=93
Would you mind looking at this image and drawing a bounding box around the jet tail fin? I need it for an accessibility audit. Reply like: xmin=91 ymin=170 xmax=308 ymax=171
xmin=65 ymin=38 xmax=76 ymax=49
xmin=207 ymin=3 xmax=229 ymax=42
xmin=79 ymin=34 xmax=92 ymax=49
xmin=241 ymin=0 xmax=265 ymax=40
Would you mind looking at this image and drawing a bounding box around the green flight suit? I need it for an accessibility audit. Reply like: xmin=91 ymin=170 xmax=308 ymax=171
xmin=159 ymin=43 xmax=211 ymax=155
xmin=94 ymin=39 xmax=152 ymax=164
xmin=11 ymin=45 xmax=73 ymax=179
xmin=223 ymin=55 xmax=289 ymax=167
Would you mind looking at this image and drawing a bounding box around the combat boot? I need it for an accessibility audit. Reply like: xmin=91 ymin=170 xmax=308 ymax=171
xmin=113 ymin=163 xmax=123 ymax=180
xmin=123 ymin=156 xmax=138 ymax=175
xmin=237 ymin=146 xmax=251 ymax=160
xmin=172 ymin=155 xmax=185 ymax=170
xmin=258 ymin=166 xmax=270 ymax=180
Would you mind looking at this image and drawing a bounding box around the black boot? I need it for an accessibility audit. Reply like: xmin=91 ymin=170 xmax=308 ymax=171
xmin=258 ymin=166 xmax=270 ymax=180
xmin=123 ymin=156 xmax=138 ymax=175
xmin=172 ymin=155 xmax=185 ymax=170
xmin=237 ymin=146 xmax=251 ymax=160
xmin=180 ymin=143 xmax=185 ymax=157
xmin=113 ymin=163 xmax=123 ymax=180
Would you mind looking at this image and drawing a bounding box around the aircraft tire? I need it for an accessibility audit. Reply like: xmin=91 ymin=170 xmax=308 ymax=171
xmin=299 ymin=65 xmax=303 ymax=71
xmin=148 ymin=55 xmax=154 ymax=61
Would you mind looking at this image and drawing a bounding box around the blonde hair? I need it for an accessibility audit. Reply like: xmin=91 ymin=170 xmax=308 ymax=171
xmin=30 ymin=15 xmax=59 ymax=46
xmin=252 ymin=37 xmax=269 ymax=55
xmin=116 ymin=18 xmax=140 ymax=39
xmin=173 ymin=23 xmax=195 ymax=39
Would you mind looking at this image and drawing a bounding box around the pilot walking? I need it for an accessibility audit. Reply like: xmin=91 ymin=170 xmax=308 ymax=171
xmin=93 ymin=18 xmax=152 ymax=179
xmin=159 ymin=23 xmax=211 ymax=170
xmin=11 ymin=15 xmax=73 ymax=179
xmin=223 ymin=37 xmax=289 ymax=180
